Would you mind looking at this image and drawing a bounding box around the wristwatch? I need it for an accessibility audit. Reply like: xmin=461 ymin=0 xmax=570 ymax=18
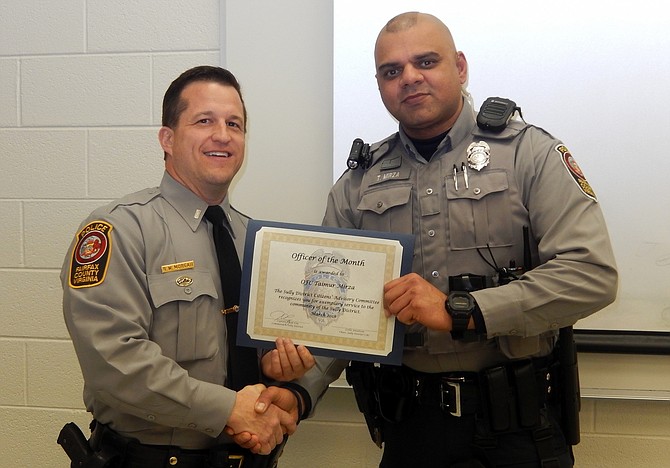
xmin=446 ymin=291 xmax=476 ymax=340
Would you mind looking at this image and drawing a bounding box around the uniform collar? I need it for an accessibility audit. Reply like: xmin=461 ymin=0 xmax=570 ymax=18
xmin=159 ymin=172 xmax=237 ymax=236
xmin=397 ymin=98 xmax=477 ymax=161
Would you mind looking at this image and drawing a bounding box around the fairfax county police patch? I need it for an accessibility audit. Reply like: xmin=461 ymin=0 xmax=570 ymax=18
xmin=555 ymin=144 xmax=597 ymax=202
xmin=68 ymin=220 xmax=113 ymax=288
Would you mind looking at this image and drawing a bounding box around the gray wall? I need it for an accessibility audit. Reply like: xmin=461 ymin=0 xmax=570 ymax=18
xmin=223 ymin=1 xmax=333 ymax=224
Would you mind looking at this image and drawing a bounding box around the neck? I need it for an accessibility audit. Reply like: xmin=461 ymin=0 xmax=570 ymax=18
xmin=165 ymin=168 xmax=228 ymax=206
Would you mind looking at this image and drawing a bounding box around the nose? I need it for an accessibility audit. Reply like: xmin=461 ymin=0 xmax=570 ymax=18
xmin=400 ymin=65 xmax=423 ymax=87
xmin=212 ymin=123 xmax=232 ymax=143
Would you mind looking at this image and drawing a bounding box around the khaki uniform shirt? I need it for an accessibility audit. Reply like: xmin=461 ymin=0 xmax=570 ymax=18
xmin=298 ymin=99 xmax=617 ymax=404
xmin=61 ymin=172 xmax=249 ymax=449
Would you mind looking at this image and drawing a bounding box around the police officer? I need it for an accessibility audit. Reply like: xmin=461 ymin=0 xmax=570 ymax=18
xmin=258 ymin=12 xmax=617 ymax=468
xmin=60 ymin=66 xmax=310 ymax=467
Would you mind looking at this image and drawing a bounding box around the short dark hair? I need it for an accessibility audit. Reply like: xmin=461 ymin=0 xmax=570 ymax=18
xmin=161 ymin=65 xmax=247 ymax=131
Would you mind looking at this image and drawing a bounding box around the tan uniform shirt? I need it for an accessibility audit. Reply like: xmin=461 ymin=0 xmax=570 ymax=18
xmin=299 ymin=99 xmax=617 ymax=403
xmin=61 ymin=172 xmax=249 ymax=449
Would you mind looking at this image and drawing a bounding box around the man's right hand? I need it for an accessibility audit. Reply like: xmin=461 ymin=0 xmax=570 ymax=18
xmin=225 ymin=384 xmax=296 ymax=455
xmin=225 ymin=385 xmax=301 ymax=453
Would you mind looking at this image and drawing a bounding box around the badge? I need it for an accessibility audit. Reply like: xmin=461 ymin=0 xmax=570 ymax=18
xmin=68 ymin=221 xmax=113 ymax=288
xmin=555 ymin=145 xmax=597 ymax=202
xmin=467 ymin=141 xmax=491 ymax=171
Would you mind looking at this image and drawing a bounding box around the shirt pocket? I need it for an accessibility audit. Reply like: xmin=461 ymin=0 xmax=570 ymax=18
xmin=148 ymin=268 xmax=220 ymax=363
xmin=357 ymin=184 xmax=413 ymax=234
xmin=446 ymin=170 xmax=513 ymax=250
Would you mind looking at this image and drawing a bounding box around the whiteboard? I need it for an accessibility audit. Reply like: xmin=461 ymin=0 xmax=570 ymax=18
xmin=334 ymin=0 xmax=670 ymax=333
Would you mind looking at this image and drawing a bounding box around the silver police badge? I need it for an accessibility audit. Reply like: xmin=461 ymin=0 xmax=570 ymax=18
xmin=467 ymin=141 xmax=491 ymax=171
xmin=302 ymin=249 xmax=350 ymax=329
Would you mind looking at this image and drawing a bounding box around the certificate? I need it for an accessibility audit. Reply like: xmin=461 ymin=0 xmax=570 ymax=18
xmin=237 ymin=220 xmax=414 ymax=365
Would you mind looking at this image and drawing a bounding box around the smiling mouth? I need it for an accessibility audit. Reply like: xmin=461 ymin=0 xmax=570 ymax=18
xmin=204 ymin=151 xmax=232 ymax=158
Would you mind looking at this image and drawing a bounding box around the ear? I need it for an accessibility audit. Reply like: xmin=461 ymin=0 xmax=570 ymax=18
xmin=158 ymin=126 xmax=174 ymax=156
xmin=456 ymin=51 xmax=468 ymax=85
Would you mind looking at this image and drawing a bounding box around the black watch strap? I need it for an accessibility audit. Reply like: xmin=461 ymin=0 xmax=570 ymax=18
xmin=447 ymin=291 xmax=477 ymax=340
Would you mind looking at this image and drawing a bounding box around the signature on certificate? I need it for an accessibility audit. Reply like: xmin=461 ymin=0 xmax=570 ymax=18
xmin=270 ymin=310 xmax=301 ymax=326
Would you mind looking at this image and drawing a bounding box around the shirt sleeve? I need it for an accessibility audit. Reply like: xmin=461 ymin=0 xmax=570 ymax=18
xmin=295 ymin=356 xmax=349 ymax=417
xmin=473 ymin=127 xmax=618 ymax=338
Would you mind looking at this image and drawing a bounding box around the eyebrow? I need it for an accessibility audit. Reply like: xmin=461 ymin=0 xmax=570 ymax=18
xmin=377 ymin=51 xmax=441 ymax=73
xmin=191 ymin=110 xmax=244 ymax=123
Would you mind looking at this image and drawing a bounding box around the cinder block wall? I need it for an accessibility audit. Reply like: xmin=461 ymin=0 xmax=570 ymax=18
xmin=0 ymin=1 xmax=220 ymax=466
xmin=1 ymin=1 xmax=668 ymax=466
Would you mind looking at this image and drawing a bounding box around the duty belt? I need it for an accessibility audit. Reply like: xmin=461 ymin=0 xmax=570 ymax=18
xmin=91 ymin=421 xmax=248 ymax=468
xmin=402 ymin=355 xmax=557 ymax=421
xmin=412 ymin=371 xmax=481 ymax=417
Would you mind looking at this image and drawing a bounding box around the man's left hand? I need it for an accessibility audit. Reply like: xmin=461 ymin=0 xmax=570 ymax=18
xmin=261 ymin=338 xmax=315 ymax=381
xmin=384 ymin=272 xmax=451 ymax=330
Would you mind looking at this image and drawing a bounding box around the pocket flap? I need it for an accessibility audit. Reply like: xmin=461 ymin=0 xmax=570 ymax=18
xmin=357 ymin=185 xmax=411 ymax=214
xmin=148 ymin=268 xmax=218 ymax=308
xmin=446 ymin=171 xmax=508 ymax=201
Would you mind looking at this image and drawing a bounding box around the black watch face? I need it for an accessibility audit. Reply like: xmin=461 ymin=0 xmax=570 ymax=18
xmin=449 ymin=292 xmax=473 ymax=311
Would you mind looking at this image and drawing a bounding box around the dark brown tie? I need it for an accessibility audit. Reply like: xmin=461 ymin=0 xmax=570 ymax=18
xmin=204 ymin=206 xmax=259 ymax=390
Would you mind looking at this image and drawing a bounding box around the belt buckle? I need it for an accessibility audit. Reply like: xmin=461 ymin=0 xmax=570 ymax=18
xmin=229 ymin=454 xmax=244 ymax=468
xmin=440 ymin=376 xmax=464 ymax=417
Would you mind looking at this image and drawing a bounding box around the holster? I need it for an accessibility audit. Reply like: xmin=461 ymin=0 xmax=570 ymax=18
xmin=57 ymin=421 xmax=119 ymax=468
xmin=558 ymin=326 xmax=581 ymax=445
xmin=346 ymin=361 xmax=384 ymax=448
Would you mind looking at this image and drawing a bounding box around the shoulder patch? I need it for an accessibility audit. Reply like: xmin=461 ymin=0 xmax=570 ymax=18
xmin=68 ymin=221 xmax=113 ymax=288
xmin=555 ymin=144 xmax=597 ymax=202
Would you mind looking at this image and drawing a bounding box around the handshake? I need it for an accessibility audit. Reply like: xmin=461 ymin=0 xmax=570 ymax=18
xmin=225 ymin=338 xmax=315 ymax=456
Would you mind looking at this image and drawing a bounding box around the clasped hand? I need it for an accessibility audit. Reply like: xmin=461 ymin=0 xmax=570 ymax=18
xmin=225 ymin=338 xmax=315 ymax=454
xmin=224 ymin=384 xmax=298 ymax=455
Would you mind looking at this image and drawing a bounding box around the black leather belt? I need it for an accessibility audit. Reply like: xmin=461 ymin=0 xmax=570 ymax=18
xmin=93 ymin=422 xmax=247 ymax=468
xmin=119 ymin=444 xmax=243 ymax=468
xmin=412 ymin=371 xmax=481 ymax=417
xmin=406 ymin=355 xmax=557 ymax=419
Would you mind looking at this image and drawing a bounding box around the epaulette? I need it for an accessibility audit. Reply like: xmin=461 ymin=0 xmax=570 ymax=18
xmin=473 ymin=97 xmax=527 ymax=139
xmin=472 ymin=118 xmax=526 ymax=140
xmin=367 ymin=134 xmax=397 ymax=166
xmin=108 ymin=187 xmax=162 ymax=211
xmin=345 ymin=134 xmax=398 ymax=173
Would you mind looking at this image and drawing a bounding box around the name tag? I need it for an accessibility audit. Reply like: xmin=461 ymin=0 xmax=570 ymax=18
xmin=161 ymin=260 xmax=195 ymax=273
